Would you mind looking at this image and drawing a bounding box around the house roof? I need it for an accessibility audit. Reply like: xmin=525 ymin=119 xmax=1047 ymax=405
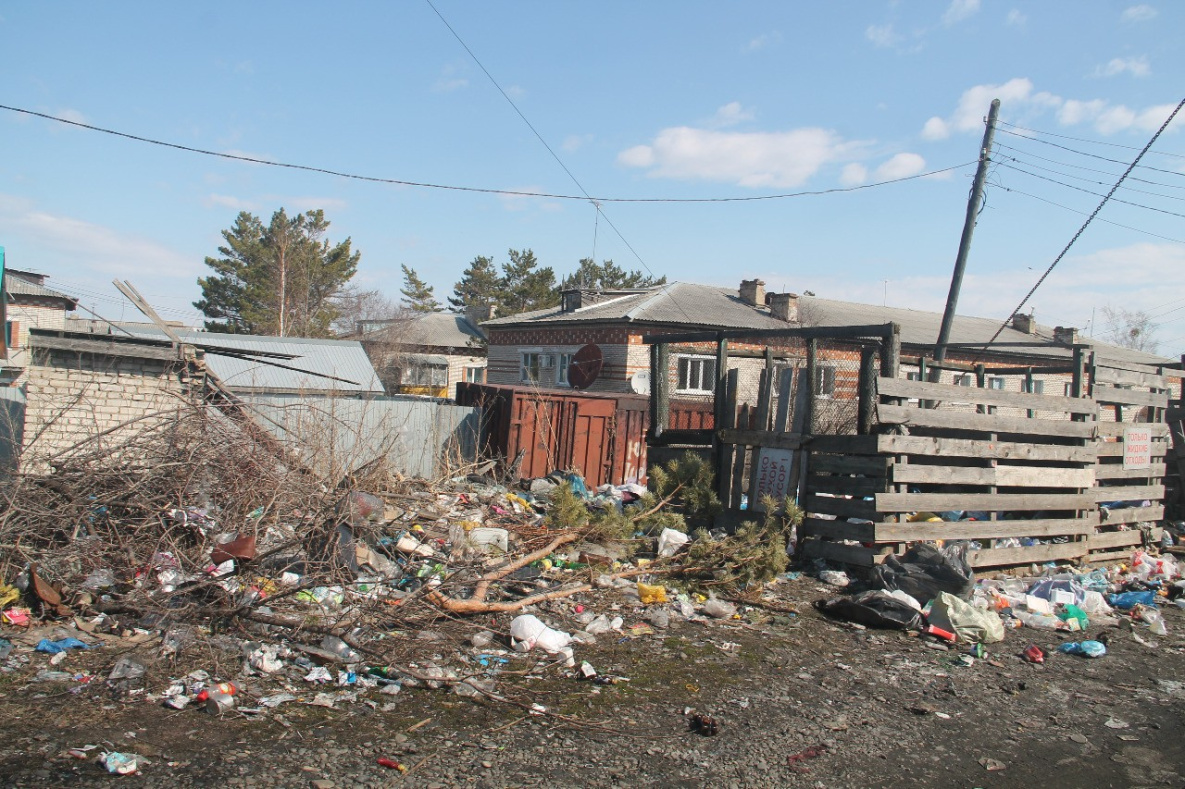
xmin=3 ymin=269 xmax=78 ymax=306
xmin=119 ymin=327 xmax=385 ymax=393
xmin=360 ymin=312 xmax=486 ymax=350
xmin=483 ymin=281 xmax=1173 ymax=367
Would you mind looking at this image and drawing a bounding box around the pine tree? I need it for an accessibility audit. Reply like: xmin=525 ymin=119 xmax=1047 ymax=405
xmin=196 ymin=208 xmax=359 ymax=337
xmin=561 ymin=258 xmax=666 ymax=290
xmin=499 ymin=248 xmax=559 ymax=314
xmin=400 ymin=265 xmax=442 ymax=313
xmin=448 ymin=255 xmax=502 ymax=312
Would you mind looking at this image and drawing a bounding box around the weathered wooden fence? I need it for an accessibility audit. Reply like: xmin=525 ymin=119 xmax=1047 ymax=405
xmin=800 ymin=350 xmax=1179 ymax=569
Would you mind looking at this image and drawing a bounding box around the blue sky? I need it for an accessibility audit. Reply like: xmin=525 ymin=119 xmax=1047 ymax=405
xmin=2 ymin=2 xmax=1183 ymax=356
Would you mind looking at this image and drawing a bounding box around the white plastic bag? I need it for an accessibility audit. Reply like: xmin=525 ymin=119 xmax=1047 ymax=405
xmin=657 ymin=528 xmax=690 ymax=558
xmin=929 ymin=591 xmax=1005 ymax=644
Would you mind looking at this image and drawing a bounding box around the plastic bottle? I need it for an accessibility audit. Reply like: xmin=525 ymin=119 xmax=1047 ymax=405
xmin=1014 ymin=610 xmax=1064 ymax=630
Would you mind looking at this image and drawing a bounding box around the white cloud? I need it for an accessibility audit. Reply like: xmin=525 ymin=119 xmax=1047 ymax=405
xmin=1121 ymin=4 xmax=1157 ymax=22
xmin=927 ymin=78 xmax=1176 ymax=138
xmin=617 ymin=126 xmax=867 ymax=188
xmin=753 ymin=242 xmax=1185 ymax=347
xmin=1005 ymin=9 xmax=1027 ymax=26
xmin=205 ymin=194 xmax=258 ymax=211
xmin=432 ymin=64 xmax=468 ymax=93
xmin=710 ymin=101 xmax=755 ymax=128
xmin=943 ymin=0 xmax=980 ymax=25
xmin=840 ymin=163 xmax=867 ymax=186
xmin=0 ymin=196 xmax=198 ymax=282
xmin=561 ymin=134 xmax=593 ymax=153
xmin=745 ymin=31 xmax=782 ymax=52
xmin=53 ymin=108 xmax=87 ymax=125
xmin=1096 ymin=56 xmax=1151 ymax=77
xmin=875 ymin=153 xmax=926 ymax=180
xmin=496 ymin=187 xmax=562 ymax=213
xmin=922 ymin=116 xmax=950 ymax=140
xmin=865 ymin=23 xmax=901 ymax=48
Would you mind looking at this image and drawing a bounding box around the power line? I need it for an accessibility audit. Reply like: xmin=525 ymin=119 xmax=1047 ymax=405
xmin=0 ymin=103 xmax=974 ymax=205
xmin=996 ymin=154 xmax=1185 ymax=203
xmin=994 ymin=141 xmax=1185 ymax=190
xmin=987 ymin=180 xmax=1185 ymax=244
xmin=996 ymin=161 xmax=1185 ymax=219
xmin=997 ymin=119 xmax=1185 ymax=160
xmin=996 ymin=127 xmax=1185 ymax=179
xmin=977 ymin=96 xmax=1185 ymax=354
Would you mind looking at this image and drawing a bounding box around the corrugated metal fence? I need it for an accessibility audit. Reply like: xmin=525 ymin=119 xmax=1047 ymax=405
xmin=243 ymin=394 xmax=480 ymax=481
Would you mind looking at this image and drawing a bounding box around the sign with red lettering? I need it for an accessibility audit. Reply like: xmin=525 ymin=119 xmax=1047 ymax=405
xmin=752 ymin=448 xmax=795 ymax=510
xmin=1123 ymin=426 xmax=1152 ymax=470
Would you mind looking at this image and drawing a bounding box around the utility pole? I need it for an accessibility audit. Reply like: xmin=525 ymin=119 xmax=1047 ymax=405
xmin=932 ymin=98 xmax=1000 ymax=370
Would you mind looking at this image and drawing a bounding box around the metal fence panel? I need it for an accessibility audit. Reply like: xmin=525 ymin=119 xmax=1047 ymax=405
xmin=243 ymin=394 xmax=480 ymax=481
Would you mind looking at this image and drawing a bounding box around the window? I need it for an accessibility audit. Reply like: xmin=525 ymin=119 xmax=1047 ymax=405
xmin=1025 ymin=380 xmax=1045 ymax=395
xmin=1064 ymin=381 xmax=1074 ymax=397
xmin=677 ymin=356 xmax=717 ymax=392
xmin=402 ymin=362 xmax=447 ymax=388
xmin=988 ymin=377 xmax=1006 ymax=390
xmin=521 ymin=352 xmax=551 ymax=383
xmin=556 ymin=352 xmax=574 ymax=386
xmin=906 ymin=371 xmax=922 ymax=382
xmin=814 ymin=365 xmax=836 ymax=398
xmin=464 ymin=366 xmax=485 ymax=384
xmin=956 ymin=374 xmax=974 ymax=387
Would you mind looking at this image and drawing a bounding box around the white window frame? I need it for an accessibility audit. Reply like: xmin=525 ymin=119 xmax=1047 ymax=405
xmin=556 ymin=352 xmax=574 ymax=386
xmin=814 ymin=365 xmax=836 ymax=399
xmin=676 ymin=355 xmax=717 ymax=394
xmin=1025 ymin=379 xmax=1045 ymax=395
xmin=521 ymin=351 xmax=551 ymax=384
xmin=464 ymin=365 xmax=485 ymax=384
xmin=987 ymin=376 xmax=1007 ymax=390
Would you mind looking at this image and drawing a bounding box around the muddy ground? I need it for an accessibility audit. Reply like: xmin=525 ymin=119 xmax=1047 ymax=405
xmin=2 ymin=575 xmax=1184 ymax=788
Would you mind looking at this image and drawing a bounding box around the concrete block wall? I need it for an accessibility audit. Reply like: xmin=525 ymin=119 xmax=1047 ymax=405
xmin=22 ymin=348 xmax=199 ymax=462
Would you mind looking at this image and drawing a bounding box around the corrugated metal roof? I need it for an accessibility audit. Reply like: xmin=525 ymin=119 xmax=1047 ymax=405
xmin=120 ymin=327 xmax=385 ymax=392
xmin=361 ymin=312 xmax=486 ymax=349
xmin=483 ymin=281 xmax=1173 ymax=366
xmin=3 ymin=271 xmax=77 ymax=304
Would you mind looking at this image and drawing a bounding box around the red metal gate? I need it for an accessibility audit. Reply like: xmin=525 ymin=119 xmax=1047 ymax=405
xmin=456 ymin=383 xmax=647 ymax=487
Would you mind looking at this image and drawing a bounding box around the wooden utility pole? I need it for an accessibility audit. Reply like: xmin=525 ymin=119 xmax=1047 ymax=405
xmin=933 ymin=99 xmax=1001 ymax=368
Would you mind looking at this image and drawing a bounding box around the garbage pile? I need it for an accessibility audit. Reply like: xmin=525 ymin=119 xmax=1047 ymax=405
xmin=0 ymin=418 xmax=809 ymax=764
xmin=815 ymin=541 xmax=1185 ymax=659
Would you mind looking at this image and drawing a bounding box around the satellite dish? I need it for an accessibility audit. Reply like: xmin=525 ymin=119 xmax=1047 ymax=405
xmin=568 ymin=344 xmax=603 ymax=390
xmin=630 ymin=370 xmax=651 ymax=395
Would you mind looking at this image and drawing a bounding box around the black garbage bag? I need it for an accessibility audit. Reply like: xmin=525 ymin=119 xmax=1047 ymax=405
xmin=816 ymin=590 xmax=924 ymax=630
xmin=870 ymin=541 xmax=975 ymax=603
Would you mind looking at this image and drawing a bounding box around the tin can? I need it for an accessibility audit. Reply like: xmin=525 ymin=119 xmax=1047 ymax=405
xmin=1023 ymin=644 xmax=1045 ymax=664
xmin=205 ymin=691 xmax=236 ymax=713
xmin=925 ymin=624 xmax=957 ymax=642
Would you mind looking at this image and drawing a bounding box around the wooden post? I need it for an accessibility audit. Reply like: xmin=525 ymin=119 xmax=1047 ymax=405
xmin=746 ymin=351 xmax=776 ymax=509
xmin=649 ymin=343 xmax=669 ymax=442
xmin=1025 ymin=367 xmax=1035 ymax=419
xmin=719 ymin=369 xmax=741 ymax=507
xmin=975 ymin=363 xmax=987 ymax=414
xmin=711 ymin=334 xmax=729 ymax=497
xmin=858 ymin=346 xmax=877 ymax=435
xmin=804 ymin=338 xmax=817 ymax=435
xmin=773 ymin=365 xmax=796 ymax=433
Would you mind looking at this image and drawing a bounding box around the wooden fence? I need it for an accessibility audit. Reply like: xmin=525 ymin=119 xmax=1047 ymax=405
xmin=800 ymin=351 xmax=1178 ymax=569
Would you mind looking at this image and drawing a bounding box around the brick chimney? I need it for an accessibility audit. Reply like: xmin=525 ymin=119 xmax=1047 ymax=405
xmin=768 ymin=292 xmax=799 ymax=322
xmin=1053 ymin=326 xmax=1079 ymax=345
xmin=739 ymin=279 xmax=766 ymax=307
xmin=1011 ymin=312 xmax=1035 ymax=334
xmin=465 ymin=304 xmax=497 ymax=323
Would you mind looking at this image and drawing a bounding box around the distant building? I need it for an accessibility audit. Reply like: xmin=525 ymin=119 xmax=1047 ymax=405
xmin=2 ymin=268 xmax=79 ymax=384
xmin=352 ymin=308 xmax=489 ymax=399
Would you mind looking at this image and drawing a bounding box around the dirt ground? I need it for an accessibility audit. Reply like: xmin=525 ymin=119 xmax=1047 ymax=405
xmin=2 ymin=574 xmax=1184 ymax=789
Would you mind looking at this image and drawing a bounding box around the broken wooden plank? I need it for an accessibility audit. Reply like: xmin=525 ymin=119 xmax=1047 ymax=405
xmin=875 ymin=491 xmax=1095 ymax=512
xmin=810 ymin=453 xmax=892 ymax=477
xmin=1095 ymin=421 xmax=1169 ymax=438
xmin=890 ymin=464 xmax=1095 ymax=489
xmin=1092 ymin=366 xmax=1167 ymax=389
xmin=1092 ymin=386 xmax=1169 ymax=409
xmin=875 ymin=516 xmax=1097 ymax=542
xmin=801 ymin=517 xmax=874 ymax=543
xmin=877 ymin=404 xmax=1097 ymax=439
xmin=874 ymin=434 xmax=1096 ymax=463
xmin=804 ymin=494 xmax=877 ymax=521
xmin=717 ymin=429 xmax=804 ymax=450
xmin=968 ymin=542 xmax=1086 ymax=568
xmin=1092 ymin=485 xmax=1164 ymax=502
xmin=878 ymin=376 xmax=1097 ymax=414
xmin=1100 ymin=505 xmax=1164 ymax=524
xmin=1088 ymin=530 xmax=1144 ymax=550
xmin=1093 ymin=462 xmax=1167 ymax=480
